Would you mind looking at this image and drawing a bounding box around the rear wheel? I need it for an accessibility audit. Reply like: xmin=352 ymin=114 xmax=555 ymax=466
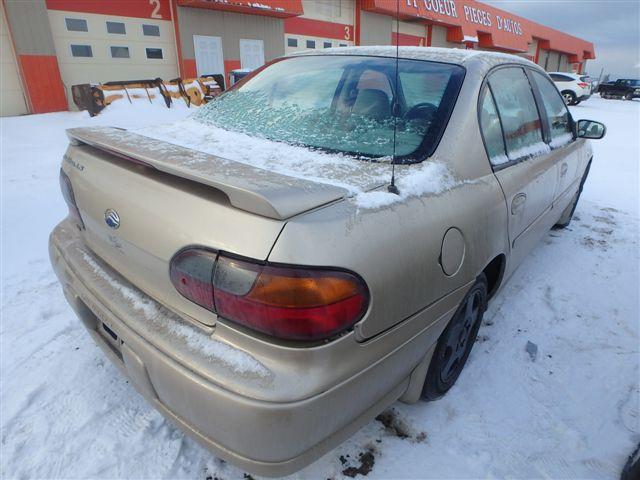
xmin=562 ymin=90 xmax=576 ymax=105
xmin=421 ymin=274 xmax=488 ymax=401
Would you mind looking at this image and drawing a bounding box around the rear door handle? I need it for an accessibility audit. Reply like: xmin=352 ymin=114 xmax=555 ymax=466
xmin=511 ymin=193 xmax=527 ymax=214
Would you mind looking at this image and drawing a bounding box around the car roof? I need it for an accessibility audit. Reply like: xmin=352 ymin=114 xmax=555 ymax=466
xmin=291 ymin=46 xmax=541 ymax=77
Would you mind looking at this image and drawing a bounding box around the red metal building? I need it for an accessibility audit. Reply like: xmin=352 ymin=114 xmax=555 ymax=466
xmin=0 ymin=0 xmax=595 ymax=116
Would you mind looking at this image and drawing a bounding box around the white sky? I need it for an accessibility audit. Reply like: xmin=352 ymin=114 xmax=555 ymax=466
xmin=484 ymin=0 xmax=640 ymax=79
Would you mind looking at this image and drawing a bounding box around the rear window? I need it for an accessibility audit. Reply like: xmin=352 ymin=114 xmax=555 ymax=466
xmin=194 ymin=55 xmax=464 ymax=161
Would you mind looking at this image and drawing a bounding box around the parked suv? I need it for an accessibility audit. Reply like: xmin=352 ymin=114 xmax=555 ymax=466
xmin=598 ymin=78 xmax=640 ymax=100
xmin=50 ymin=48 xmax=605 ymax=476
xmin=549 ymin=72 xmax=592 ymax=105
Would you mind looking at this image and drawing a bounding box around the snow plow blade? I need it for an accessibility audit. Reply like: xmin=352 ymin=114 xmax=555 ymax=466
xmin=66 ymin=127 xmax=348 ymax=220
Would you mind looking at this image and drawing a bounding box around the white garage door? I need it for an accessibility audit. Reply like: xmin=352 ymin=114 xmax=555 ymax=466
xmin=0 ymin=7 xmax=29 ymax=116
xmin=239 ymin=39 xmax=264 ymax=71
xmin=194 ymin=35 xmax=224 ymax=76
xmin=47 ymin=10 xmax=178 ymax=110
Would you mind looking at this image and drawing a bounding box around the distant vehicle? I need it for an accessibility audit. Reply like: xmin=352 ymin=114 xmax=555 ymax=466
xmin=580 ymin=74 xmax=598 ymax=92
xmin=548 ymin=72 xmax=592 ymax=105
xmin=50 ymin=48 xmax=606 ymax=477
xmin=598 ymin=78 xmax=640 ymax=100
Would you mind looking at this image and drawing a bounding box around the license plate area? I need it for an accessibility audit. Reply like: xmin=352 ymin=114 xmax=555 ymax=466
xmin=99 ymin=320 xmax=123 ymax=355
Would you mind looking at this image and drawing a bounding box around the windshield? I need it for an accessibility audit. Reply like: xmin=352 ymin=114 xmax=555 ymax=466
xmin=194 ymin=55 xmax=465 ymax=161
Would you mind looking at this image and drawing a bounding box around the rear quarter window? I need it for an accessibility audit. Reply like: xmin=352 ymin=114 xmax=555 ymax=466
xmin=479 ymin=87 xmax=508 ymax=166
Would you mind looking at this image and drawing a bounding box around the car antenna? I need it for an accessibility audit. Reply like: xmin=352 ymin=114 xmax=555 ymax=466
xmin=387 ymin=0 xmax=400 ymax=195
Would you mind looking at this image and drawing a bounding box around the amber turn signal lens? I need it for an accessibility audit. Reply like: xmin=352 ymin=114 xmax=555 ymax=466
xmin=247 ymin=274 xmax=362 ymax=308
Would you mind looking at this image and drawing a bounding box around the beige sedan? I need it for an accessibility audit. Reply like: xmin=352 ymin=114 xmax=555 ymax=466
xmin=49 ymin=47 xmax=605 ymax=476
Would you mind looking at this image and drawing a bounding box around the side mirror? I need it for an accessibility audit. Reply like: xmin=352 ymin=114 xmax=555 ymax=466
xmin=577 ymin=119 xmax=606 ymax=139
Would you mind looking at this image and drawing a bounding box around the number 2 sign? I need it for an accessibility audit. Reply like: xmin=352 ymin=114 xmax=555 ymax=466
xmin=149 ymin=0 xmax=162 ymax=19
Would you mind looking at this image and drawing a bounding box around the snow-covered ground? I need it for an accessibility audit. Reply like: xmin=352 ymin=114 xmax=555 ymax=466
xmin=1 ymin=97 xmax=638 ymax=479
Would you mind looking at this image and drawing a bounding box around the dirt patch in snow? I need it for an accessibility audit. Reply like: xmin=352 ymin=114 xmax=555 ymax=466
xmin=375 ymin=408 xmax=427 ymax=443
xmin=341 ymin=448 xmax=376 ymax=478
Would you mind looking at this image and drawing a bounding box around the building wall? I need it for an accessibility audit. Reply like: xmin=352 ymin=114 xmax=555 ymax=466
xmin=284 ymin=0 xmax=354 ymax=55
xmin=430 ymin=25 xmax=460 ymax=48
xmin=301 ymin=0 xmax=353 ymax=25
xmin=558 ymin=53 xmax=569 ymax=72
xmin=47 ymin=10 xmax=177 ymax=109
xmin=359 ymin=11 xmax=391 ymax=46
xmin=0 ymin=4 xmax=28 ymax=115
xmin=177 ymin=6 xmax=284 ymax=85
xmin=546 ymin=50 xmax=559 ymax=71
xmin=2 ymin=0 xmax=67 ymax=113
xmin=391 ymin=20 xmax=426 ymax=46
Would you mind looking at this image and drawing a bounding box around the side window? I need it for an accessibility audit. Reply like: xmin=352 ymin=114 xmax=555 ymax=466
xmin=488 ymin=68 xmax=544 ymax=160
xmin=479 ymin=87 xmax=508 ymax=165
xmin=530 ymin=71 xmax=573 ymax=146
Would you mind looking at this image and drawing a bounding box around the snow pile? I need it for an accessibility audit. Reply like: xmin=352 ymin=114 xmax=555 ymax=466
xmin=82 ymin=251 xmax=159 ymax=319
xmin=167 ymin=323 xmax=269 ymax=377
xmin=353 ymin=161 xmax=455 ymax=209
xmin=137 ymin=119 xmax=391 ymax=193
xmin=295 ymin=45 xmax=537 ymax=69
xmin=135 ymin=119 xmax=454 ymax=210
xmin=508 ymin=141 xmax=551 ymax=160
xmin=549 ymin=132 xmax=575 ymax=149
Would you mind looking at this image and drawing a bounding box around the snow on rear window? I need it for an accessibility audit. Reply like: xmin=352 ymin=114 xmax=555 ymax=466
xmin=192 ymin=55 xmax=463 ymax=160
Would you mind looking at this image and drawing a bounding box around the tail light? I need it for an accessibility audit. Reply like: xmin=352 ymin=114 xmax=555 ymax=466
xmin=170 ymin=248 xmax=369 ymax=342
xmin=59 ymin=169 xmax=85 ymax=229
xmin=578 ymin=82 xmax=589 ymax=88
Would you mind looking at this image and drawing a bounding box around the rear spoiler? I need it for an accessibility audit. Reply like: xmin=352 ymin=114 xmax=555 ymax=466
xmin=66 ymin=127 xmax=348 ymax=220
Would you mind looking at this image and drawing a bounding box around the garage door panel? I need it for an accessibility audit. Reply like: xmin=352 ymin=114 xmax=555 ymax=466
xmin=46 ymin=10 xmax=178 ymax=110
xmin=1 ymin=7 xmax=29 ymax=116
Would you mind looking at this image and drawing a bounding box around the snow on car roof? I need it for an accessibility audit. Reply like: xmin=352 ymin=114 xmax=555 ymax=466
xmin=292 ymin=46 xmax=538 ymax=74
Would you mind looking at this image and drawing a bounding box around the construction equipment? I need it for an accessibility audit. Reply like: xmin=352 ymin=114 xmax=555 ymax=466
xmin=71 ymin=75 xmax=223 ymax=116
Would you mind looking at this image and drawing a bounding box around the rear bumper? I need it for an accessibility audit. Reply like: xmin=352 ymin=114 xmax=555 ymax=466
xmin=49 ymin=219 xmax=456 ymax=476
xmin=578 ymin=93 xmax=591 ymax=101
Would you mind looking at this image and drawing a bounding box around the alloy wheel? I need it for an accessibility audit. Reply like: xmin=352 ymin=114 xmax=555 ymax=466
xmin=439 ymin=290 xmax=482 ymax=383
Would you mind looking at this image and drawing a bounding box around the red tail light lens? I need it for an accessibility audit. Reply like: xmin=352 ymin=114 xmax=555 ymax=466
xmin=578 ymin=82 xmax=589 ymax=88
xmin=169 ymin=249 xmax=217 ymax=310
xmin=169 ymin=249 xmax=369 ymax=342
xmin=59 ymin=169 xmax=85 ymax=229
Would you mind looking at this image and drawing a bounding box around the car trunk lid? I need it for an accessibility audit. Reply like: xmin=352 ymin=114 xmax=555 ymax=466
xmin=63 ymin=127 xmax=351 ymax=327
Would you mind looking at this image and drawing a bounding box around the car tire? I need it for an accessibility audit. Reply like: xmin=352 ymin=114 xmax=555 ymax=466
xmin=554 ymin=160 xmax=592 ymax=229
xmin=562 ymin=90 xmax=576 ymax=105
xmin=624 ymin=92 xmax=633 ymax=101
xmin=421 ymin=274 xmax=488 ymax=401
